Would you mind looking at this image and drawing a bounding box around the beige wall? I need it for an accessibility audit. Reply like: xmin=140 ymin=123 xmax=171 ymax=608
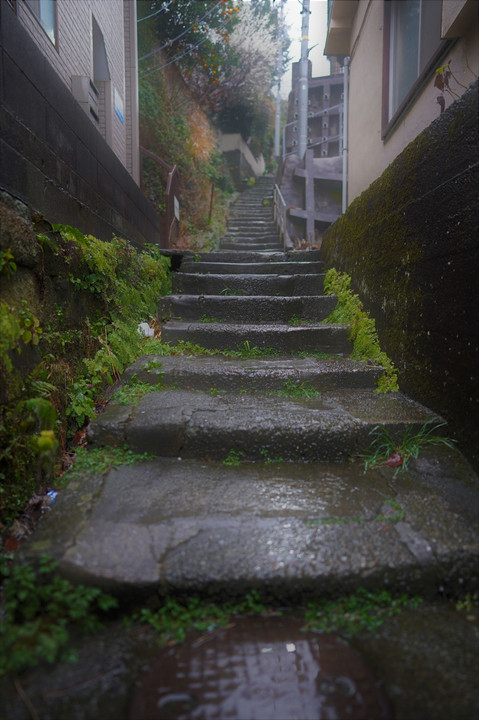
xmin=343 ymin=0 xmax=478 ymax=203
xmin=17 ymin=0 xmax=139 ymax=177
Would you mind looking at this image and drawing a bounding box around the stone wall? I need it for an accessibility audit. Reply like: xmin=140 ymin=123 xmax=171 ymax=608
xmin=321 ymin=81 xmax=479 ymax=469
xmin=0 ymin=2 xmax=160 ymax=248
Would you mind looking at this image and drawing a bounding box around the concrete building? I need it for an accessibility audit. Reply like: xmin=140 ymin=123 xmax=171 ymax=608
xmin=279 ymin=61 xmax=344 ymax=246
xmin=325 ymin=0 xmax=478 ymax=204
xmin=0 ymin=0 xmax=160 ymax=245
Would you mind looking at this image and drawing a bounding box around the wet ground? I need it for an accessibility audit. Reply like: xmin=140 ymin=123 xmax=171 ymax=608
xmin=2 ymin=602 xmax=478 ymax=720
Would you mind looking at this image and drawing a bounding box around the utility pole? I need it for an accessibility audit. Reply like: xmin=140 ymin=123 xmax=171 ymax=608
xmin=274 ymin=0 xmax=285 ymax=158
xmin=298 ymin=0 xmax=310 ymax=159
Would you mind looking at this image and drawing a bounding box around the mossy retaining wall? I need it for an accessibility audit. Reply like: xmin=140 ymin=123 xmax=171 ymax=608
xmin=321 ymin=81 xmax=479 ymax=470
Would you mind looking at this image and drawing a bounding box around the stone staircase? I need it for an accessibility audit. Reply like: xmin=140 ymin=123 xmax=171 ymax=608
xmin=21 ymin=177 xmax=479 ymax=604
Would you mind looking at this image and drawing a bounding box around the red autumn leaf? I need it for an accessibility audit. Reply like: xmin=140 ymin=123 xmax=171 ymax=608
xmin=386 ymin=452 xmax=403 ymax=468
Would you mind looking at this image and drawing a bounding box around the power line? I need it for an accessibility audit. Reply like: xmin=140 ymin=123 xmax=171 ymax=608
xmin=137 ymin=2 xmax=173 ymax=24
xmin=139 ymin=0 xmax=225 ymax=62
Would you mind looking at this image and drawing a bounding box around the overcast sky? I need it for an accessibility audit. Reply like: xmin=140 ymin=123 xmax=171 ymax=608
xmin=281 ymin=0 xmax=331 ymax=97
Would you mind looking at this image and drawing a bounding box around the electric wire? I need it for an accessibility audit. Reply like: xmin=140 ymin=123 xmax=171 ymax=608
xmin=139 ymin=0 xmax=224 ymax=62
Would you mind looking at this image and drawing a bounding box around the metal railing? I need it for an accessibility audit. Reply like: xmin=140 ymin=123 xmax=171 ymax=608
xmin=139 ymin=146 xmax=179 ymax=248
xmin=273 ymin=184 xmax=292 ymax=250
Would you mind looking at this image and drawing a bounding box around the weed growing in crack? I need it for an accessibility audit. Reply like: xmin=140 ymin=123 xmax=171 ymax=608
xmin=260 ymin=448 xmax=283 ymax=464
xmin=360 ymin=420 xmax=456 ymax=476
xmin=304 ymin=588 xmax=422 ymax=637
xmin=111 ymin=373 xmax=167 ymax=406
xmin=223 ymin=449 xmax=244 ymax=466
xmin=129 ymin=591 xmax=268 ymax=645
xmin=65 ymin=445 xmax=154 ymax=481
xmin=273 ymin=379 xmax=321 ymax=400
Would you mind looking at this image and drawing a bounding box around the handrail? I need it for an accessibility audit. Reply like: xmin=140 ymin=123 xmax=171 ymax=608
xmin=273 ymin=184 xmax=292 ymax=251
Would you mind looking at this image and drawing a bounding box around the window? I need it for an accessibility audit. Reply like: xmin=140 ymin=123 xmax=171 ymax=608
xmin=25 ymin=0 xmax=57 ymax=46
xmin=382 ymin=0 xmax=449 ymax=136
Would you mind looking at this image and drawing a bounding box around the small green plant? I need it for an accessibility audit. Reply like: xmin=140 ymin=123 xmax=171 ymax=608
xmin=456 ymin=593 xmax=479 ymax=612
xmin=193 ymin=253 xmax=202 ymax=262
xmin=304 ymin=588 xmax=422 ymax=637
xmin=220 ymin=287 xmax=243 ymax=296
xmin=223 ymin=449 xmax=244 ymax=466
xmin=232 ymin=341 xmax=278 ymax=359
xmin=200 ymin=314 xmax=224 ymax=323
xmin=376 ymin=497 xmax=405 ymax=523
xmin=0 ymin=248 xmax=17 ymax=277
xmin=65 ymin=445 xmax=154 ymax=480
xmin=260 ymin=448 xmax=283 ymax=464
xmin=207 ymin=387 xmax=226 ymax=397
xmin=131 ymin=591 xmax=268 ymax=646
xmin=274 ymin=379 xmax=321 ymax=400
xmin=323 ymin=269 xmax=398 ymax=392
xmin=287 ymin=315 xmax=311 ymax=325
xmin=110 ymin=373 xmax=166 ymax=406
xmin=360 ymin=420 xmax=456 ymax=476
xmin=0 ymin=554 xmax=117 ymax=676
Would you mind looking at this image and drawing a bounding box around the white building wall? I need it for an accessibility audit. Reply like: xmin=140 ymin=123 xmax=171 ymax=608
xmin=342 ymin=0 xmax=479 ymax=203
xmin=17 ymin=0 xmax=133 ymax=171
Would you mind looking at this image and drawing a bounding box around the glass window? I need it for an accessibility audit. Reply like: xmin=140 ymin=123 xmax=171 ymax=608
xmin=386 ymin=0 xmax=444 ymax=123
xmin=25 ymin=0 xmax=57 ymax=46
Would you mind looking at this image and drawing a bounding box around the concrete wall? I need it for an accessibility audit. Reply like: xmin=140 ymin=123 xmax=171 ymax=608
xmin=333 ymin=0 xmax=479 ymax=202
xmin=321 ymin=81 xmax=479 ymax=470
xmin=219 ymin=133 xmax=265 ymax=190
xmin=0 ymin=2 xmax=160 ymax=247
xmin=15 ymin=0 xmax=138 ymax=174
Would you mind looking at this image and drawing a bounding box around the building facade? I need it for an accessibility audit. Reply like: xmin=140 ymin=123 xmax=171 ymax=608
xmin=325 ymin=0 xmax=478 ymax=203
xmin=0 ymin=0 xmax=160 ymax=245
xmin=12 ymin=0 xmax=139 ymax=181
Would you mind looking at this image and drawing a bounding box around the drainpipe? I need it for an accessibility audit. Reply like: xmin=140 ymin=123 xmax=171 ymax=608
xmin=342 ymin=56 xmax=350 ymax=214
xmin=298 ymin=0 xmax=310 ymax=159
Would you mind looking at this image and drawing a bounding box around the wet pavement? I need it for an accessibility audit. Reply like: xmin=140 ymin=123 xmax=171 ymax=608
xmin=2 ymin=604 xmax=478 ymax=720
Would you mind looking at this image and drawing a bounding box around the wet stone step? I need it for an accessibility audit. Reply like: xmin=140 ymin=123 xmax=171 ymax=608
xmin=122 ymin=355 xmax=384 ymax=392
xmin=171 ymin=273 xmax=326 ymax=296
xmin=162 ymin=321 xmax=351 ymax=354
xmin=21 ymin=447 xmax=479 ymax=599
xmin=219 ymin=242 xmax=284 ymax=251
xmin=158 ymin=294 xmax=337 ymax=324
xmin=183 ymin=250 xmax=323 ymax=263
xmin=87 ymin=388 xmax=438 ymax=463
xmin=179 ymin=261 xmax=324 ymax=275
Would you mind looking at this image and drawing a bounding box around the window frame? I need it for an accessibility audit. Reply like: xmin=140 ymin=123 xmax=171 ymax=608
xmin=381 ymin=0 xmax=452 ymax=141
xmin=23 ymin=0 xmax=59 ymax=49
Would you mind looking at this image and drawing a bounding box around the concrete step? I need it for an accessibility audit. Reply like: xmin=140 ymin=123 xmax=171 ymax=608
xmin=87 ymin=387 xmax=439 ymax=463
xmin=171 ymin=273 xmax=326 ymax=296
xmin=122 ymin=355 xmax=383 ymax=392
xmin=223 ymin=234 xmax=280 ymax=243
xmin=219 ymin=241 xmax=284 ymax=251
xmin=161 ymin=320 xmax=352 ymax=354
xmin=158 ymin=294 xmax=336 ymax=324
xmin=183 ymin=250 xmax=323 ymax=263
xmin=179 ymin=261 xmax=324 ymax=275
xmin=21 ymin=448 xmax=479 ymax=599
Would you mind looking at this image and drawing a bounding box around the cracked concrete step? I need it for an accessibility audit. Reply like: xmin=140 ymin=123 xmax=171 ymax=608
xmin=179 ymin=261 xmax=324 ymax=275
xmin=158 ymin=294 xmax=337 ymax=324
xmin=223 ymin=233 xmax=280 ymax=241
xmin=171 ymin=273 xmax=326 ymax=296
xmin=122 ymin=355 xmax=384 ymax=392
xmin=22 ymin=448 xmax=479 ymax=599
xmin=162 ymin=321 xmax=351 ymax=354
xmin=87 ymin=388 xmax=439 ymax=463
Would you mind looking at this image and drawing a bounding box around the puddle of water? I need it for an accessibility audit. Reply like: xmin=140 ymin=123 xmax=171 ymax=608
xmin=128 ymin=616 xmax=391 ymax=720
